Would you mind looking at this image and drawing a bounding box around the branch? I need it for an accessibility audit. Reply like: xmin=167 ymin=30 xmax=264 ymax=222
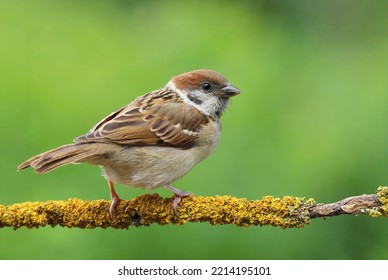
xmin=1 ymin=186 xmax=387 ymax=229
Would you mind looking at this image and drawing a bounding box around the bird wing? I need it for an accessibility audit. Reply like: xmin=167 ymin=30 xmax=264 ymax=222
xmin=74 ymin=88 xmax=209 ymax=147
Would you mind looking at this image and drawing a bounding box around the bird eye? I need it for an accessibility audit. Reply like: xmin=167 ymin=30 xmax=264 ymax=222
xmin=201 ymin=82 xmax=212 ymax=92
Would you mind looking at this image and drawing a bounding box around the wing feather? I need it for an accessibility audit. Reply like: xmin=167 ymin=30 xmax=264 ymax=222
xmin=75 ymin=88 xmax=209 ymax=147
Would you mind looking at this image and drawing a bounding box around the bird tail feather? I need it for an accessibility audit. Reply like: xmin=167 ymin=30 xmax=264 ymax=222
xmin=17 ymin=143 xmax=98 ymax=174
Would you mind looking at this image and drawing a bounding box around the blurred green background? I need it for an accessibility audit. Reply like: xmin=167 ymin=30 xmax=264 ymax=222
xmin=1 ymin=0 xmax=387 ymax=259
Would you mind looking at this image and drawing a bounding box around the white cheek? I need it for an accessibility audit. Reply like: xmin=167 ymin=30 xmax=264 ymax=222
xmin=196 ymin=93 xmax=219 ymax=115
xmin=168 ymin=85 xmax=211 ymax=115
xmin=166 ymin=81 xmax=228 ymax=117
xmin=186 ymin=91 xmax=229 ymax=118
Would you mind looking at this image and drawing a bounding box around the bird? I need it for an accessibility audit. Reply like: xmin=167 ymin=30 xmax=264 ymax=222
xmin=17 ymin=69 xmax=240 ymax=217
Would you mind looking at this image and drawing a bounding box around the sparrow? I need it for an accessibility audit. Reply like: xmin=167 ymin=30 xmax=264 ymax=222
xmin=17 ymin=69 xmax=240 ymax=217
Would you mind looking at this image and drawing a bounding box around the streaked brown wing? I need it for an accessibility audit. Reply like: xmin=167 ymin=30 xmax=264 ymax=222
xmin=75 ymin=88 xmax=209 ymax=147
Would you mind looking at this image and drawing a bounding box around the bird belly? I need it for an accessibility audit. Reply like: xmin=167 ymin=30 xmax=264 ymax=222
xmin=99 ymin=144 xmax=215 ymax=189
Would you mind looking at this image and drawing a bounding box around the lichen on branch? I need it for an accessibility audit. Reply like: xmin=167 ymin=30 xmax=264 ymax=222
xmin=0 ymin=186 xmax=387 ymax=230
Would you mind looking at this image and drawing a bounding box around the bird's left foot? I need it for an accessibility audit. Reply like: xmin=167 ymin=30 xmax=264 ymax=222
xmin=108 ymin=180 xmax=122 ymax=218
xmin=164 ymin=184 xmax=191 ymax=215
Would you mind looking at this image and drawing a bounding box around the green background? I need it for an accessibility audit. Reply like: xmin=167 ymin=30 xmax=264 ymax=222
xmin=1 ymin=0 xmax=387 ymax=259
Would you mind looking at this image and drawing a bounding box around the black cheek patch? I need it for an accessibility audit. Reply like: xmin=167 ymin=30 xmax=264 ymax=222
xmin=187 ymin=93 xmax=203 ymax=105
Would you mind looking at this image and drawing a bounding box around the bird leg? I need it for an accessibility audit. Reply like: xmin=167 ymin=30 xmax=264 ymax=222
xmin=164 ymin=184 xmax=191 ymax=215
xmin=108 ymin=180 xmax=121 ymax=218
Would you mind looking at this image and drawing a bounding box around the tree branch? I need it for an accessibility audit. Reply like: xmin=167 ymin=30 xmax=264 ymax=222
xmin=1 ymin=186 xmax=387 ymax=229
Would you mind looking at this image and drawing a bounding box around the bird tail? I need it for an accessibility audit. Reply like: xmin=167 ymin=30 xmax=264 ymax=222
xmin=17 ymin=143 xmax=99 ymax=174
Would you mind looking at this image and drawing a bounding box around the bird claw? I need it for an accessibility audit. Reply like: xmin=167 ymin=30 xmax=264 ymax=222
xmin=108 ymin=180 xmax=122 ymax=219
xmin=164 ymin=184 xmax=191 ymax=215
xmin=109 ymin=197 xmax=122 ymax=219
xmin=172 ymin=193 xmax=191 ymax=215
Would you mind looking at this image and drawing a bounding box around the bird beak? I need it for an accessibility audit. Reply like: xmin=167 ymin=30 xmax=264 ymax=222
xmin=220 ymin=84 xmax=240 ymax=98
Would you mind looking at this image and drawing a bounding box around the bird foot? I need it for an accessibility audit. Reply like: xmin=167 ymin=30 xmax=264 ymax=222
xmin=164 ymin=184 xmax=191 ymax=215
xmin=108 ymin=180 xmax=122 ymax=218
xmin=109 ymin=196 xmax=122 ymax=219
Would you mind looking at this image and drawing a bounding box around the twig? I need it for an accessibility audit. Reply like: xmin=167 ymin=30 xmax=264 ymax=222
xmin=0 ymin=186 xmax=387 ymax=229
xmin=309 ymin=194 xmax=382 ymax=218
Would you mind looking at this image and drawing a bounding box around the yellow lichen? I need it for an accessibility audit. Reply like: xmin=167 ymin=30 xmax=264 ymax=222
xmin=0 ymin=194 xmax=315 ymax=229
xmin=376 ymin=186 xmax=388 ymax=217
xmin=367 ymin=209 xmax=382 ymax=218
